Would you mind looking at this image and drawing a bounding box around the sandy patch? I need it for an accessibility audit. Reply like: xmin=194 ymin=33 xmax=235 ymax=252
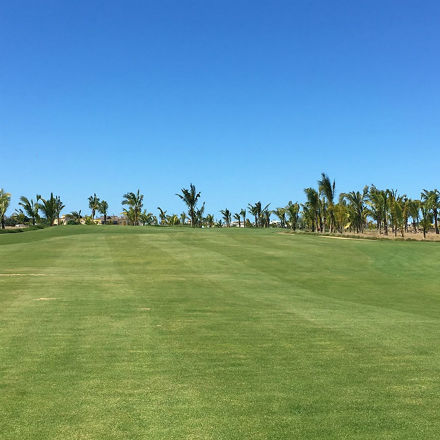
xmin=35 ymin=297 xmax=57 ymax=301
xmin=321 ymin=236 xmax=362 ymax=240
xmin=139 ymin=307 xmax=151 ymax=311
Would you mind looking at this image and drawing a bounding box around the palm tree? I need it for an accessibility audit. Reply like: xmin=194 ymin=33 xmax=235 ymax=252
xmin=157 ymin=207 xmax=168 ymax=225
xmin=40 ymin=193 xmax=63 ymax=226
xmin=343 ymin=187 xmax=368 ymax=233
xmin=98 ymin=200 xmax=108 ymax=224
xmin=220 ymin=209 xmax=232 ymax=227
xmin=248 ymin=203 xmax=259 ymax=227
xmin=388 ymin=191 xmax=406 ymax=237
xmin=420 ymin=202 xmax=433 ymax=239
xmin=139 ymin=210 xmax=156 ymax=226
xmin=122 ymin=190 xmax=143 ymax=225
xmin=262 ymin=205 xmax=271 ymax=227
xmin=65 ymin=210 xmax=82 ymax=224
xmin=180 ymin=212 xmax=187 ymax=226
xmin=408 ymin=199 xmax=420 ymax=233
xmin=273 ymin=207 xmax=287 ymax=228
xmin=367 ymin=186 xmax=386 ymax=234
xmin=318 ymin=173 xmax=336 ymax=232
xmin=205 ymin=214 xmax=215 ymax=228
xmin=18 ymin=195 xmax=41 ymax=226
xmin=88 ymin=193 xmax=100 ymax=220
xmin=167 ymin=214 xmax=180 ymax=226
xmin=421 ymin=189 xmax=439 ymax=234
xmin=0 ymin=189 xmax=11 ymax=229
xmin=240 ymin=208 xmax=247 ymax=227
xmin=286 ymin=201 xmax=300 ymax=231
xmin=176 ymin=184 xmax=201 ymax=227
xmin=195 ymin=202 xmax=206 ymax=227
xmin=303 ymin=188 xmax=320 ymax=232
xmin=233 ymin=213 xmax=241 ymax=227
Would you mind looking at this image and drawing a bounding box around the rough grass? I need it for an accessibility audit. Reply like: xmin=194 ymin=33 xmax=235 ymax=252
xmin=1 ymin=226 xmax=440 ymax=439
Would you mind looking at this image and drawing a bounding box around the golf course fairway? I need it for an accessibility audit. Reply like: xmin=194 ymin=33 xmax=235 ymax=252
xmin=1 ymin=226 xmax=440 ymax=439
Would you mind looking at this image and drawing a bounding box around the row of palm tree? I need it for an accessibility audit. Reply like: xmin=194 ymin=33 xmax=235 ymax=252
xmin=1 ymin=191 xmax=66 ymax=228
xmin=300 ymin=174 xmax=439 ymax=238
xmin=2 ymin=178 xmax=439 ymax=237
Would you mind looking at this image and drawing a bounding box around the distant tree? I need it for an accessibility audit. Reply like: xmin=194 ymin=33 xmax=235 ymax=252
xmin=195 ymin=202 xmax=205 ymax=227
xmin=18 ymin=195 xmax=41 ymax=225
xmin=420 ymin=202 xmax=433 ymax=239
xmin=286 ymin=202 xmax=300 ymax=231
xmin=233 ymin=212 xmax=241 ymax=227
xmin=167 ymin=214 xmax=180 ymax=226
xmin=157 ymin=207 xmax=168 ymax=225
xmin=248 ymin=202 xmax=261 ymax=227
xmin=240 ymin=208 xmax=247 ymax=227
xmin=65 ymin=210 xmax=82 ymax=224
xmin=98 ymin=200 xmax=108 ymax=224
xmin=139 ymin=210 xmax=156 ymax=226
xmin=180 ymin=212 xmax=187 ymax=226
xmin=0 ymin=189 xmax=12 ymax=229
xmin=261 ymin=205 xmax=271 ymax=227
xmin=273 ymin=207 xmax=287 ymax=228
xmin=421 ymin=189 xmax=439 ymax=234
xmin=40 ymin=193 xmax=63 ymax=226
xmin=220 ymin=209 xmax=232 ymax=227
xmin=176 ymin=184 xmax=201 ymax=227
xmin=122 ymin=190 xmax=143 ymax=225
xmin=342 ymin=187 xmax=369 ymax=233
xmin=303 ymin=188 xmax=320 ymax=232
xmin=205 ymin=214 xmax=215 ymax=228
xmin=88 ymin=193 xmax=100 ymax=220
xmin=318 ymin=173 xmax=336 ymax=232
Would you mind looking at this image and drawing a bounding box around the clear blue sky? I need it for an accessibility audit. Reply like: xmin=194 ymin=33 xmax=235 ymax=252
xmin=1 ymin=1 xmax=439 ymax=217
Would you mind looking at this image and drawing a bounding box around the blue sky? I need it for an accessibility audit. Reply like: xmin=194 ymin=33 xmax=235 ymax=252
xmin=1 ymin=1 xmax=439 ymax=217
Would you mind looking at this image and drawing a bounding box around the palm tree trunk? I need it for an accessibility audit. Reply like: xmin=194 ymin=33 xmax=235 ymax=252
xmin=434 ymin=209 xmax=439 ymax=234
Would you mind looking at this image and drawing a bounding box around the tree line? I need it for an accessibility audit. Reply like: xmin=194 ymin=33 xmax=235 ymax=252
xmin=1 ymin=174 xmax=439 ymax=238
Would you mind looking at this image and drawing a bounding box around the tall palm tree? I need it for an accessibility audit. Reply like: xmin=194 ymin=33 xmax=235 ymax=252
xmin=286 ymin=201 xmax=300 ymax=231
xmin=195 ymin=202 xmax=206 ymax=227
xmin=18 ymin=195 xmax=41 ymax=226
xmin=318 ymin=173 xmax=336 ymax=232
xmin=233 ymin=213 xmax=241 ymax=227
xmin=220 ymin=209 xmax=232 ymax=227
xmin=262 ymin=205 xmax=271 ymax=227
xmin=303 ymin=188 xmax=320 ymax=232
xmin=139 ymin=210 xmax=156 ymax=226
xmin=176 ymin=184 xmax=201 ymax=227
xmin=122 ymin=190 xmax=143 ymax=225
xmin=88 ymin=193 xmax=100 ymax=220
xmin=248 ymin=203 xmax=259 ymax=227
xmin=98 ymin=200 xmax=108 ymax=224
xmin=420 ymin=202 xmax=433 ymax=239
xmin=40 ymin=193 xmax=63 ymax=226
xmin=388 ymin=190 xmax=406 ymax=237
xmin=167 ymin=214 xmax=180 ymax=226
xmin=343 ymin=187 xmax=368 ymax=233
xmin=367 ymin=186 xmax=386 ymax=234
xmin=0 ymin=189 xmax=11 ymax=229
xmin=157 ymin=207 xmax=168 ymax=225
xmin=421 ymin=189 xmax=439 ymax=234
xmin=407 ymin=199 xmax=420 ymax=233
xmin=240 ymin=208 xmax=247 ymax=227
xmin=205 ymin=214 xmax=215 ymax=228
xmin=273 ymin=207 xmax=287 ymax=228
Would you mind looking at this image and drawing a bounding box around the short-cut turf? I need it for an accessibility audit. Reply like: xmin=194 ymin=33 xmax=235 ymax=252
xmin=1 ymin=226 xmax=440 ymax=439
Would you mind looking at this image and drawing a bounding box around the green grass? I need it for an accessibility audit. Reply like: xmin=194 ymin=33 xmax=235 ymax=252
xmin=1 ymin=226 xmax=440 ymax=439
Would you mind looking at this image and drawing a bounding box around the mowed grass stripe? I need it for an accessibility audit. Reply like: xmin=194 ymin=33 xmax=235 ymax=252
xmin=1 ymin=226 xmax=440 ymax=439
